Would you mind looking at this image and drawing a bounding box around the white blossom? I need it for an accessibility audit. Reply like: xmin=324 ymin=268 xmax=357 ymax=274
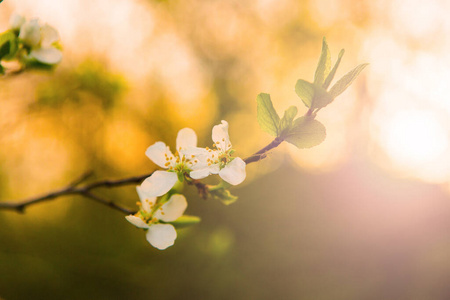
xmin=17 ymin=17 xmax=62 ymax=65
xmin=9 ymin=13 xmax=26 ymax=30
xmin=125 ymin=186 xmax=187 ymax=250
xmin=140 ymin=128 xmax=204 ymax=197
xmin=190 ymin=120 xmax=246 ymax=185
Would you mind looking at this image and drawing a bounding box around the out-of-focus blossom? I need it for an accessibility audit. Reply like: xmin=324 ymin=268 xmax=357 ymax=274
xmin=15 ymin=16 xmax=62 ymax=65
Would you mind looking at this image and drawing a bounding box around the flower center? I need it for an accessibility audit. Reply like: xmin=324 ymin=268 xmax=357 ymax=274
xmin=164 ymin=150 xmax=197 ymax=173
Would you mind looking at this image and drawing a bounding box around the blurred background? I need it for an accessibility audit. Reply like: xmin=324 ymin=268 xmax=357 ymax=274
xmin=1 ymin=0 xmax=450 ymax=299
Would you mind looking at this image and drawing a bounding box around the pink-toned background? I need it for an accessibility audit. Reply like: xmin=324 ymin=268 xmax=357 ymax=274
xmin=1 ymin=0 xmax=449 ymax=298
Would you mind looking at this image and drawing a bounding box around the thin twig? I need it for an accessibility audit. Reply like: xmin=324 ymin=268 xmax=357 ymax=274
xmin=0 ymin=126 xmax=296 ymax=214
xmin=68 ymin=170 xmax=94 ymax=187
xmin=243 ymin=137 xmax=283 ymax=164
xmin=0 ymin=172 xmax=153 ymax=214
xmin=0 ymin=137 xmax=286 ymax=213
xmin=81 ymin=191 xmax=136 ymax=215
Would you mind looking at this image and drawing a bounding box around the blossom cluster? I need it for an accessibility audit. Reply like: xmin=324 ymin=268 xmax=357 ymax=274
xmin=8 ymin=13 xmax=62 ymax=66
xmin=126 ymin=120 xmax=246 ymax=250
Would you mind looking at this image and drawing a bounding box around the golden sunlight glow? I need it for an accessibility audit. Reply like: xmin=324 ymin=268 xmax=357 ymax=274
xmin=384 ymin=110 xmax=448 ymax=167
xmin=364 ymin=1 xmax=450 ymax=185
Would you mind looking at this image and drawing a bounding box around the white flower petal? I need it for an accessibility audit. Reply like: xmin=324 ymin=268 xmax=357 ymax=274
xmin=145 ymin=141 xmax=173 ymax=169
xmin=136 ymin=186 xmax=156 ymax=212
xmin=154 ymin=194 xmax=187 ymax=222
xmin=190 ymin=149 xmax=219 ymax=169
xmin=40 ymin=24 xmax=60 ymax=47
xmin=219 ymin=157 xmax=246 ymax=185
xmin=146 ymin=224 xmax=177 ymax=250
xmin=19 ymin=19 xmax=41 ymax=47
xmin=30 ymin=48 xmax=62 ymax=64
xmin=140 ymin=171 xmax=178 ymax=197
xmin=212 ymin=120 xmax=231 ymax=151
xmin=176 ymin=128 xmax=197 ymax=151
xmin=9 ymin=13 xmax=26 ymax=30
xmin=180 ymin=146 xmax=208 ymax=159
xmin=189 ymin=164 xmax=220 ymax=179
xmin=125 ymin=215 xmax=149 ymax=229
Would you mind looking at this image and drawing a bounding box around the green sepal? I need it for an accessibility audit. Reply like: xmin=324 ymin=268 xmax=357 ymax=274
xmin=256 ymin=93 xmax=280 ymax=136
xmin=177 ymin=172 xmax=185 ymax=183
xmin=284 ymin=116 xmax=326 ymax=149
xmin=279 ymin=106 xmax=298 ymax=136
xmin=314 ymin=37 xmax=331 ymax=86
xmin=166 ymin=215 xmax=201 ymax=229
xmin=170 ymin=179 xmax=184 ymax=194
xmin=329 ymin=63 xmax=369 ymax=99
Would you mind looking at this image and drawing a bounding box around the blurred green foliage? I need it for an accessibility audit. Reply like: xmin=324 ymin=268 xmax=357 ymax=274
xmin=35 ymin=60 xmax=126 ymax=109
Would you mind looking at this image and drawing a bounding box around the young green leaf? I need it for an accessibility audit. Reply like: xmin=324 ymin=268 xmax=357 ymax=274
xmin=314 ymin=37 xmax=331 ymax=86
xmin=210 ymin=187 xmax=238 ymax=205
xmin=279 ymin=106 xmax=298 ymax=135
xmin=310 ymin=85 xmax=333 ymax=110
xmin=257 ymin=93 xmax=280 ymax=136
xmin=329 ymin=63 xmax=369 ymax=99
xmin=0 ymin=31 xmax=18 ymax=60
xmin=168 ymin=215 xmax=201 ymax=229
xmin=323 ymin=49 xmax=345 ymax=90
xmin=284 ymin=116 xmax=326 ymax=149
xmin=295 ymin=79 xmax=315 ymax=108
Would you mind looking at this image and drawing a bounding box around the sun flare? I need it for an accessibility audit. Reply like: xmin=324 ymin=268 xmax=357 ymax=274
xmin=376 ymin=110 xmax=450 ymax=182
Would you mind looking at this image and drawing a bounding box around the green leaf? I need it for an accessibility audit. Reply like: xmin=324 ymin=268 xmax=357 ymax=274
xmin=314 ymin=37 xmax=331 ymax=86
xmin=329 ymin=63 xmax=369 ymax=99
xmin=323 ymin=49 xmax=344 ymax=90
xmin=311 ymin=84 xmax=333 ymax=110
xmin=24 ymin=59 xmax=55 ymax=70
xmin=284 ymin=116 xmax=326 ymax=149
xmin=295 ymin=79 xmax=315 ymax=108
xmin=279 ymin=106 xmax=298 ymax=135
xmin=256 ymin=93 xmax=280 ymax=136
xmin=168 ymin=215 xmax=201 ymax=229
xmin=0 ymin=31 xmax=18 ymax=60
xmin=210 ymin=188 xmax=238 ymax=205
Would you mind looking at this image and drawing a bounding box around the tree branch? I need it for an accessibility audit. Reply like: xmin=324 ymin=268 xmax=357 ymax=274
xmin=0 ymin=172 xmax=153 ymax=214
xmin=243 ymin=137 xmax=283 ymax=164
xmin=0 ymin=134 xmax=288 ymax=214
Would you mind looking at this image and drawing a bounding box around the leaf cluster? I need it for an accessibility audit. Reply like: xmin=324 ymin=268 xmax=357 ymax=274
xmin=0 ymin=30 xmax=19 ymax=74
xmin=257 ymin=37 xmax=367 ymax=149
xmin=295 ymin=37 xmax=368 ymax=113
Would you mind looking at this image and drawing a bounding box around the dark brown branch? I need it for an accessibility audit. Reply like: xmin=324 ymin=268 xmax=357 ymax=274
xmin=0 ymin=172 xmax=153 ymax=214
xmin=243 ymin=137 xmax=283 ymax=164
xmin=80 ymin=191 xmax=136 ymax=215
xmin=0 ymin=125 xmax=297 ymax=214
